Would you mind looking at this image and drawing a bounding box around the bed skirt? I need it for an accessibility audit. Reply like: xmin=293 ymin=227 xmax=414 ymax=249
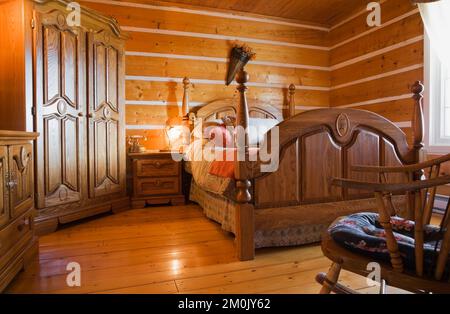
xmin=190 ymin=180 xmax=407 ymax=249
xmin=190 ymin=179 xmax=237 ymax=234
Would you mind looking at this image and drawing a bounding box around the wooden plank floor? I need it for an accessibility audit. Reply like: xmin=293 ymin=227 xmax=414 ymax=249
xmin=5 ymin=205 xmax=404 ymax=294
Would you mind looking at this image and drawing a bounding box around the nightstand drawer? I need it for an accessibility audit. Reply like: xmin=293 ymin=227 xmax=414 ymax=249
xmin=135 ymin=177 xmax=180 ymax=196
xmin=136 ymin=159 xmax=179 ymax=177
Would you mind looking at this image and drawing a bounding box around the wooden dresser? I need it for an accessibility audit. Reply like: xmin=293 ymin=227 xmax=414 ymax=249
xmin=0 ymin=0 xmax=129 ymax=235
xmin=0 ymin=131 xmax=38 ymax=292
xmin=129 ymin=152 xmax=185 ymax=208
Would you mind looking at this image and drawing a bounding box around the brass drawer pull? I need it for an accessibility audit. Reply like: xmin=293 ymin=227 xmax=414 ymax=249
xmin=5 ymin=172 xmax=17 ymax=190
xmin=155 ymin=180 xmax=162 ymax=187
xmin=7 ymin=180 xmax=17 ymax=189
xmin=154 ymin=161 xmax=162 ymax=168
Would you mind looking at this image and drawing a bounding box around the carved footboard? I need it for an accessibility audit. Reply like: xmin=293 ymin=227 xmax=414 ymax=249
xmin=237 ymin=81 xmax=424 ymax=261
xmin=251 ymin=82 xmax=424 ymax=209
xmin=253 ymin=107 xmax=422 ymax=208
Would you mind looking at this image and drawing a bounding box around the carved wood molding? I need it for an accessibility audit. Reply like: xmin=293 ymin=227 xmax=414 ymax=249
xmin=193 ymin=99 xmax=284 ymax=122
xmin=34 ymin=0 xmax=125 ymax=38
xmin=13 ymin=147 xmax=31 ymax=173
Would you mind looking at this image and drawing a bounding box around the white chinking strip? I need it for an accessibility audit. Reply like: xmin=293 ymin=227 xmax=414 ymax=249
xmin=336 ymin=94 xmax=413 ymax=108
xmin=295 ymin=106 xmax=326 ymax=110
xmin=331 ymin=64 xmax=424 ymax=90
xmin=126 ymin=51 xmax=227 ymax=63
xmin=126 ymin=125 xmax=166 ymax=130
xmin=278 ymin=105 xmax=326 ymax=110
xmin=330 ymin=9 xmax=420 ymax=50
xmin=127 ymin=36 xmax=423 ymax=74
xmin=121 ymin=26 xmax=330 ymax=51
xmin=125 ymin=51 xmax=331 ymax=71
xmin=126 ymin=76 xmax=331 ymax=91
xmin=330 ymin=0 xmax=389 ymax=30
xmin=126 ymin=102 xmax=325 ymax=111
xmin=125 ymin=100 xmax=204 ymax=107
xmin=83 ymin=0 xmax=330 ymax=31
xmin=331 ymin=35 xmax=424 ymax=71
xmin=125 ymin=35 xmax=423 ymax=74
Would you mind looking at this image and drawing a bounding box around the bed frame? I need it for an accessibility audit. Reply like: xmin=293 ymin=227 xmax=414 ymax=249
xmin=183 ymin=71 xmax=425 ymax=261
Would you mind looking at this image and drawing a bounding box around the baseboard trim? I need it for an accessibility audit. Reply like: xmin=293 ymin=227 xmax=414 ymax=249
xmin=35 ymin=196 xmax=131 ymax=236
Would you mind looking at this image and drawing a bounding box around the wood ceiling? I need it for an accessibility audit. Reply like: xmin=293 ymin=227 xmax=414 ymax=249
xmin=158 ymin=0 xmax=367 ymax=26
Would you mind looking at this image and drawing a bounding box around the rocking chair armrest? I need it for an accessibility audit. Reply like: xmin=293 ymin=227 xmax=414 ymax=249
xmin=330 ymin=175 xmax=450 ymax=193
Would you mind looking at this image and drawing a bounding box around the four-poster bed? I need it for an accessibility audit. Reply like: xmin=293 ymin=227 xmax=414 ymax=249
xmin=182 ymin=70 xmax=425 ymax=261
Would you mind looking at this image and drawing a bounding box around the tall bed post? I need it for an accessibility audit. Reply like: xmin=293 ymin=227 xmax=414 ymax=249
xmin=182 ymin=77 xmax=191 ymax=119
xmin=288 ymin=84 xmax=296 ymax=118
xmin=235 ymin=70 xmax=255 ymax=261
xmin=411 ymin=81 xmax=425 ymax=187
xmin=412 ymin=81 xmax=424 ymax=162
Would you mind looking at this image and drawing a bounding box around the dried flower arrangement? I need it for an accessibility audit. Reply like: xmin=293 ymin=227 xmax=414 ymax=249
xmin=226 ymin=42 xmax=256 ymax=85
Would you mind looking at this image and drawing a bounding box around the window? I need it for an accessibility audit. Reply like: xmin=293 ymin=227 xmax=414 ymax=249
xmin=425 ymin=35 xmax=450 ymax=153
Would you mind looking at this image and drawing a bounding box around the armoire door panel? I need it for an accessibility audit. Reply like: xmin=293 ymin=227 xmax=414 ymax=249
xmin=62 ymin=117 xmax=79 ymax=191
xmin=94 ymin=119 xmax=107 ymax=187
xmin=35 ymin=10 xmax=84 ymax=209
xmin=107 ymin=120 xmax=119 ymax=182
xmin=94 ymin=43 xmax=107 ymax=110
xmin=107 ymin=47 xmax=118 ymax=111
xmin=61 ymin=30 xmax=78 ymax=106
xmin=8 ymin=144 xmax=33 ymax=218
xmin=0 ymin=147 xmax=9 ymax=228
xmin=44 ymin=115 xmax=63 ymax=193
xmin=43 ymin=25 xmax=60 ymax=104
xmin=88 ymin=31 xmax=124 ymax=198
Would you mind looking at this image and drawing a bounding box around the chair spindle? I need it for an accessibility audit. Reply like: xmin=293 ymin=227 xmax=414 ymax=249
xmin=414 ymin=191 xmax=424 ymax=277
xmin=375 ymin=192 xmax=404 ymax=272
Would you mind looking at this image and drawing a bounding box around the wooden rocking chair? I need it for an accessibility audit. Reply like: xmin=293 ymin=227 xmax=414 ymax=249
xmin=316 ymin=154 xmax=450 ymax=294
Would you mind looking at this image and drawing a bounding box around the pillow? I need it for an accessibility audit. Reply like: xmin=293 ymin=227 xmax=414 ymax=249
xmin=192 ymin=119 xmax=233 ymax=148
xmin=191 ymin=117 xmax=278 ymax=147
xmin=206 ymin=124 xmax=234 ymax=148
xmin=247 ymin=118 xmax=278 ymax=146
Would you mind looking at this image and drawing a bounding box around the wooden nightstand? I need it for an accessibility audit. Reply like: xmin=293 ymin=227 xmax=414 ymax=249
xmin=128 ymin=151 xmax=185 ymax=208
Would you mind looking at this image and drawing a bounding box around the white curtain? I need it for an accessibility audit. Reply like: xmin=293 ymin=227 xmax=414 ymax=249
xmin=418 ymin=0 xmax=450 ymax=69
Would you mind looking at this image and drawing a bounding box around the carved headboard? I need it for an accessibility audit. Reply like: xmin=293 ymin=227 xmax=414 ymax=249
xmin=181 ymin=77 xmax=295 ymax=124
xmin=192 ymin=99 xmax=284 ymax=122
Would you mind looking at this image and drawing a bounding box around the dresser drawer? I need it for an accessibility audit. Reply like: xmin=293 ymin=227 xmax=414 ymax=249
xmin=0 ymin=210 xmax=33 ymax=272
xmin=135 ymin=177 xmax=180 ymax=196
xmin=136 ymin=159 xmax=179 ymax=177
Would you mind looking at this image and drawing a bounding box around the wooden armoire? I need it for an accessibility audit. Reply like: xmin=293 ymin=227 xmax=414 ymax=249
xmin=0 ymin=0 xmax=129 ymax=234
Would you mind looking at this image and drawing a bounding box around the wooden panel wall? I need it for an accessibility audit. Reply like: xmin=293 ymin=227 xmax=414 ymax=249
xmin=81 ymin=0 xmax=331 ymax=149
xmin=80 ymin=0 xmax=424 ymax=150
xmin=328 ymin=0 xmax=424 ymax=144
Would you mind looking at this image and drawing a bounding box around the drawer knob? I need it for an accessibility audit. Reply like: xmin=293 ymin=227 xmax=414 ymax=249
xmin=154 ymin=161 xmax=162 ymax=168
xmin=155 ymin=180 xmax=162 ymax=187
